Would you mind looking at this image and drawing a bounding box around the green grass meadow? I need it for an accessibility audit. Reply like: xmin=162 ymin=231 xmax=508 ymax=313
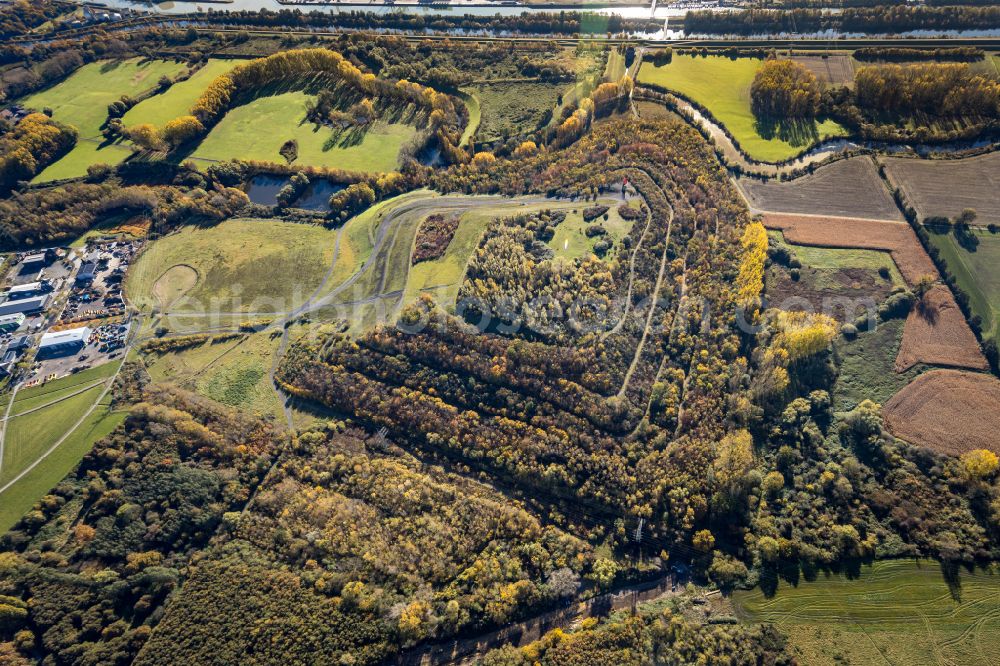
xmin=637 ymin=55 xmax=848 ymax=162
xmin=22 ymin=58 xmax=188 ymax=181
xmin=0 ymin=361 xmax=124 ymax=532
xmin=122 ymin=58 xmax=241 ymax=128
xmin=926 ymin=226 xmax=1000 ymax=340
xmin=548 ymin=200 xmax=632 ymax=262
xmin=127 ymin=218 xmax=339 ymax=315
xmin=188 ymin=91 xmax=417 ymax=173
xmin=33 ymin=139 xmax=132 ymax=182
xmin=21 ymin=58 xmax=187 ymax=138
xmin=142 ymin=329 xmax=288 ymax=420
xmin=734 ymin=559 xmax=1000 ymax=666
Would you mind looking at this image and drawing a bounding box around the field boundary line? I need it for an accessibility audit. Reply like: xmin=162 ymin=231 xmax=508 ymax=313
xmin=0 ymin=363 xmax=123 ymax=497
xmin=0 ymin=383 xmax=21 ymax=479
xmin=755 ymin=209 xmax=908 ymax=226
xmin=5 ymin=379 xmax=107 ymax=420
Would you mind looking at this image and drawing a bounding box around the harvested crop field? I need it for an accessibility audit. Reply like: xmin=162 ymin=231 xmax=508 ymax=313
xmin=788 ymin=54 xmax=854 ymax=86
xmin=762 ymin=213 xmax=936 ymax=286
xmin=895 ymin=285 xmax=988 ymax=372
xmin=881 ymin=153 xmax=1000 ymax=227
xmin=737 ymin=157 xmax=901 ymax=221
xmin=884 ymin=369 xmax=1000 ymax=456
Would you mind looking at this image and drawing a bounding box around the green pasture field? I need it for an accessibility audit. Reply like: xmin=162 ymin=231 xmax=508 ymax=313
xmin=636 ymin=55 xmax=848 ymax=162
xmin=32 ymin=139 xmax=132 ymax=182
xmin=20 ymin=58 xmax=188 ymax=138
xmin=188 ymin=91 xmax=418 ymax=173
xmin=1 ymin=383 xmax=105 ymax=487
xmin=126 ymin=218 xmax=339 ymax=315
xmin=0 ymin=401 xmax=125 ymax=534
xmin=926 ymin=226 xmax=1000 ymax=340
xmin=467 ymin=82 xmax=562 ymax=143
xmin=122 ymin=58 xmax=241 ymax=128
xmin=21 ymin=58 xmax=189 ymax=182
xmin=734 ymin=559 xmax=1000 ymax=666
xmin=832 ymin=318 xmax=925 ymax=413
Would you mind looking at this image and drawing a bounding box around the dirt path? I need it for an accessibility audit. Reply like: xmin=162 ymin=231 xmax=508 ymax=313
xmin=617 ymin=202 xmax=674 ymax=399
xmin=601 ymin=182 xmax=654 ymax=340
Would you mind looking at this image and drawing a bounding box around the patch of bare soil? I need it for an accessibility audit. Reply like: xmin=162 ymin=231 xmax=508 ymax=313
xmin=895 ymin=285 xmax=989 ymax=372
xmin=762 ymin=213 xmax=937 ymax=286
xmin=884 ymin=369 xmax=1000 ymax=456
xmin=766 ymin=266 xmax=894 ymax=321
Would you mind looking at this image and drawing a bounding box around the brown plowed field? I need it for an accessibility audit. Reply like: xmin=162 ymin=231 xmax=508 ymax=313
xmin=737 ymin=157 xmax=902 ymax=221
xmin=762 ymin=213 xmax=937 ymax=286
xmin=884 ymin=369 xmax=1000 ymax=456
xmin=788 ymin=55 xmax=855 ymax=86
xmin=895 ymin=285 xmax=989 ymax=372
xmin=881 ymin=152 xmax=1000 ymax=227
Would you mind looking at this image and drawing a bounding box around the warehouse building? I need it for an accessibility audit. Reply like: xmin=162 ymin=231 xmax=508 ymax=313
xmin=6 ymin=280 xmax=52 ymax=301
xmin=37 ymin=327 xmax=90 ymax=358
xmin=0 ymin=295 xmax=49 ymax=317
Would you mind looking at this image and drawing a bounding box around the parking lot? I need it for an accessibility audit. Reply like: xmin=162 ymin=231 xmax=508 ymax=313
xmin=3 ymin=240 xmax=141 ymax=386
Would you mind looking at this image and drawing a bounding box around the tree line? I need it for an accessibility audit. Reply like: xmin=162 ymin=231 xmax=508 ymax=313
xmin=684 ymin=5 xmax=1000 ymax=35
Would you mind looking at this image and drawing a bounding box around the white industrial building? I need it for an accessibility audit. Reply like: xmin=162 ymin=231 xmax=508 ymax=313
xmin=37 ymin=327 xmax=91 ymax=358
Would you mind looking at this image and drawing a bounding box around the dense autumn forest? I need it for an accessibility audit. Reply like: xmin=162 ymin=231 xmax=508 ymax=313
xmin=2 ymin=9 xmax=1000 ymax=664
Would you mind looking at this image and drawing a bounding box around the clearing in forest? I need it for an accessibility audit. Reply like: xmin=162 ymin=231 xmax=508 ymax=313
xmin=736 ymin=157 xmax=901 ymax=221
xmin=788 ymin=54 xmax=855 ymax=86
xmin=926 ymin=225 xmax=1000 ymax=339
xmin=127 ymin=218 xmax=338 ymax=315
xmin=734 ymin=558 xmax=1000 ymax=666
xmin=188 ymin=91 xmax=420 ymax=173
xmin=140 ymin=328 xmax=292 ymax=420
xmin=881 ymin=153 xmax=1000 ymax=227
xmin=884 ymin=369 xmax=1000 ymax=456
xmin=465 ymin=81 xmax=562 ymax=143
xmin=636 ymin=55 xmax=848 ymax=162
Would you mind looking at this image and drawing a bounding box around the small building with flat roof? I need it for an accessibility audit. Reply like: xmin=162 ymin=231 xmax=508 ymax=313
xmin=6 ymin=335 xmax=31 ymax=351
xmin=76 ymin=262 xmax=98 ymax=285
xmin=37 ymin=327 xmax=90 ymax=358
xmin=0 ymin=313 xmax=26 ymax=332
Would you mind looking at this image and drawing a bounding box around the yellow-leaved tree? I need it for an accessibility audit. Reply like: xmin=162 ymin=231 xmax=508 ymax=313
xmin=736 ymin=221 xmax=767 ymax=317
